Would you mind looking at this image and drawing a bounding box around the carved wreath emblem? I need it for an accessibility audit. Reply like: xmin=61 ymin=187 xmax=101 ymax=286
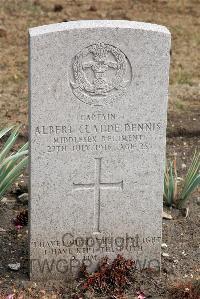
xmin=70 ymin=43 xmax=132 ymax=106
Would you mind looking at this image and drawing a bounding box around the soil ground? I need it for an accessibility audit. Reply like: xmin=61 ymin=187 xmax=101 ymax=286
xmin=0 ymin=0 xmax=199 ymax=298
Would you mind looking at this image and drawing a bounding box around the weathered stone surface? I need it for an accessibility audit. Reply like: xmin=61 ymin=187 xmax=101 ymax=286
xmin=29 ymin=20 xmax=171 ymax=280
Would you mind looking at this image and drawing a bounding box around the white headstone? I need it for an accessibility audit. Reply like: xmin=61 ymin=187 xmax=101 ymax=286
xmin=29 ymin=20 xmax=171 ymax=280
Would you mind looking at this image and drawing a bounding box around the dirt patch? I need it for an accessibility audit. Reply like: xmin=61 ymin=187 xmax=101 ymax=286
xmin=168 ymin=85 xmax=200 ymax=137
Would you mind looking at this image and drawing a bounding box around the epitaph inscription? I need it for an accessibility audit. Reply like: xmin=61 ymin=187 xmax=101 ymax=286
xmin=73 ymin=158 xmax=123 ymax=233
xmin=29 ymin=20 xmax=171 ymax=280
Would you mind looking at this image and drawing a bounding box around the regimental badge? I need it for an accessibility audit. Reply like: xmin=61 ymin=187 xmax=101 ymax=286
xmin=70 ymin=43 xmax=132 ymax=106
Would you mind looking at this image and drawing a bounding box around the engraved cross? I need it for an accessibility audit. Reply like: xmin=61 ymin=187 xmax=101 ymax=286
xmin=73 ymin=158 xmax=123 ymax=233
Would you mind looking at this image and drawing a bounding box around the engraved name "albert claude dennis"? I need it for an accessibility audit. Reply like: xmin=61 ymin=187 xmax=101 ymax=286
xmin=35 ymin=122 xmax=162 ymax=135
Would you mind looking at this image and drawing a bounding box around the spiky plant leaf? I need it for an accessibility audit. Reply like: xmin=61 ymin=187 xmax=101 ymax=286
xmin=0 ymin=157 xmax=28 ymax=198
xmin=180 ymin=174 xmax=200 ymax=203
xmin=164 ymin=163 xmax=170 ymax=204
xmin=0 ymin=149 xmax=28 ymax=182
xmin=0 ymin=126 xmax=28 ymax=199
xmin=178 ymin=151 xmax=200 ymax=207
xmin=164 ymin=160 xmax=177 ymax=207
xmin=0 ymin=126 xmax=20 ymax=164
xmin=0 ymin=141 xmax=28 ymax=178
xmin=164 ymin=170 xmax=169 ymax=202
xmin=0 ymin=126 xmax=14 ymax=140
xmin=168 ymin=162 xmax=174 ymax=205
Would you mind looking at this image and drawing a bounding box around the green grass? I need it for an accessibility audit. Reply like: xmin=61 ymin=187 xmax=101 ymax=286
xmin=176 ymin=71 xmax=194 ymax=86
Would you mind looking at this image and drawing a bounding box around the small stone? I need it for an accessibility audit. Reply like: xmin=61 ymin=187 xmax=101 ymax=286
xmin=161 ymin=243 xmax=168 ymax=248
xmin=181 ymin=163 xmax=186 ymax=169
xmin=162 ymin=211 xmax=172 ymax=220
xmin=177 ymin=176 xmax=183 ymax=182
xmin=18 ymin=193 xmax=28 ymax=204
xmin=162 ymin=252 xmax=169 ymax=257
xmin=1 ymin=197 xmax=8 ymax=203
xmin=197 ymin=197 xmax=200 ymax=206
xmin=17 ymin=181 xmax=28 ymax=193
xmin=0 ymin=227 xmax=6 ymax=233
xmin=173 ymin=259 xmax=178 ymax=264
xmin=8 ymin=263 xmax=20 ymax=271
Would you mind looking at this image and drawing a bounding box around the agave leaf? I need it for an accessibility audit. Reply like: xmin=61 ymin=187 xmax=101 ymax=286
xmin=181 ymin=152 xmax=199 ymax=191
xmin=0 ymin=126 xmax=14 ymax=140
xmin=7 ymin=142 xmax=28 ymax=173
xmin=0 ymin=148 xmax=28 ymax=167
xmin=177 ymin=151 xmax=200 ymax=207
xmin=17 ymin=142 xmax=28 ymax=153
xmin=163 ymin=172 xmax=168 ymax=201
xmin=0 ymin=126 xmax=28 ymax=199
xmin=173 ymin=157 xmax=178 ymax=201
xmin=182 ymin=151 xmax=200 ymax=195
xmin=0 ymin=157 xmax=28 ymax=198
xmin=163 ymin=167 xmax=168 ymax=202
xmin=179 ymin=174 xmax=200 ymax=208
xmin=0 ymin=150 xmax=28 ymax=182
xmin=168 ymin=162 xmax=174 ymax=206
xmin=0 ymin=126 xmax=20 ymax=164
xmin=164 ymin=158 xmax=178 ymax=207
xmin=164 ymin=162 xmax=172 ymax=205
xmin=0 ymin=142 xmax=28 ymax=173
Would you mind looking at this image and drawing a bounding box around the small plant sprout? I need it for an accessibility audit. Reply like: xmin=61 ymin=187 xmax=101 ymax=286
xmin=164 ymin=151 xmax=200 ymax=208
xmin=0 ymin=126 xmax=28 ymax=199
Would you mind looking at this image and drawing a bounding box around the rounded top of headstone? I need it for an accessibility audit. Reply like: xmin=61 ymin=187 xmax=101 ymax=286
xmin=29 ymin=20 xmax=170 ymax=37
